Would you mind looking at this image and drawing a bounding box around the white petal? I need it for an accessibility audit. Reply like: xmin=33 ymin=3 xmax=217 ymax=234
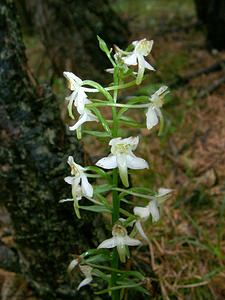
xmin=64 ymin=176 xmax=79 ymax=185
xmin=68 ymin=259 xmax=79 ymax=272
xmin=81 ymin=174 xmax=93 ymax=197
xmin=63 ymin=72 xmax=82 ymax=90
xmin=117 ymin=153 xmax=129 ymax=187
xmin=144 ymin=60 xmax=155 ymax=71
xmin=123 ymin=236 xmax=141 ymax=246
xmin=136 ymin=54 xmax=145 ymax=85
xmin=59 ymin=198 xmax=74 ymax=203
xmin=149 ymin=200 xmax=160 ymax=222
xmin=96 ymin=155 xmax=117 ymax=169
xmin=146 ymin=107 xmax=159 ymax=129
xmin=123 ymin=53 xmax=138 ymax=66
xmin=158 ymin=188 xmax=172 ymax=197
xmin=132 ymin=40 xmax=138 ymax=46
xmin=135 ymin=220 xmax=149 ymax=242
xmin=105 ymin=68 xmax=114 ymax=74
xmin=84 ymin=110 xmax=98 ymax=122
xmin=156 ymin=86 xmax=169 ymax=96
xmin=126 ymin=154 xmax=149 ymax=169
xmin=77 ymin=277 xmax=93 ymax=290
xmin=80 ymin=265 xmax=92 ymax=277
xmin=98 ymin=237 xmax=117 ymax=249
xmin=75 ymin=89 xmax=88 ymax=114
xmin=69 ymin=114 xmax=88 ymax=131
xmin=64 ymin=71 xmax=82 ymax=83
xmin=109 ymin=137 xmax=122 ymax=146
xmin=122 ymin=136 xmax=139 ymax=150
xmin=134 ymin=206 xmax=150 ymax=219
xmin=83 ymin=87 xmax=98 ymax=92
xmin=67 ymin=156 xmax=75 ymax=166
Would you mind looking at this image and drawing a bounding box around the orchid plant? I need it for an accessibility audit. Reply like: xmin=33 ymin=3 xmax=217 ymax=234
xmin=61 ymin=37 xmax=172 ymax=299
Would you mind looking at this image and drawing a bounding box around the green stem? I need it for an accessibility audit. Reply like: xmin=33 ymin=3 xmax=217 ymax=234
xmin=87 ymin=102 xmax=149 ymax=109
xmin=106 ymin=80 xmax=137 ymax=91
xmin=111 ymin=68 xmax=120 ymax=300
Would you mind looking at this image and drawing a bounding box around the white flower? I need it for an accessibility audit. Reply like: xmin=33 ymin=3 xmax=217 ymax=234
xmin=60 ymin=184 xmax=83 ymax=218
xmin=77 ymin=265 xmax=93 ymax=290
xmin=65 ymin=156 xmax=93 ymax=197
xmin=68 ymin=258 xmax=79 ymax=272
xmin=98 ymin=224 xmax=141 ymax=263
xmin=69 ymin=108 xmax=98 ymax=131
xmin=146 ymin=86 xmax=169 ymax=130
xmin=63 ymin=71 xmax=97 ymax=117
xmin=155 ymin=187 xmax=173 ymax=203
xmin=67 ymin=259 xmax=93 ymax=291
xmin=134 ymin=188 xmax=172 ymax=241
xmin=96 ymin=136 xmax=149 ymax=187
xmin=122 ymin=39 xmax=155 ymax=85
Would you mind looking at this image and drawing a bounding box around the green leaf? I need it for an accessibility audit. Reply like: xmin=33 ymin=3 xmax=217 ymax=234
xmin=92 ymin=269 xmax=110 ymax=282
xmin=95 ymin=282 xmax=147 ymax=295
xmin=89 ymin=106 xmax=111 ymax=134
xmin=83 ymin=130 xmax=111 ymax=138
xmin=83 ymin=80 xmax=113 ymax=102
xmin=126 ymin=95 xmax=149 ymax=104
xmin=86 ymin=166 xmax=112 ymax=182
xmin=79 ymin=205 xmax=112 ymax=213
xmin=85 ymin=253 xmax=111 ymax=264
xmin=94 ymin=184 xmax=114 ymax=194
xmin=119 ymin=118 xmax=144 ymax=128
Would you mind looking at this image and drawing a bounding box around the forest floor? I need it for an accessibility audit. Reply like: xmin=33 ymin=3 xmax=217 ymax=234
xmin=1 ymin=1 xmax=225 ymax=300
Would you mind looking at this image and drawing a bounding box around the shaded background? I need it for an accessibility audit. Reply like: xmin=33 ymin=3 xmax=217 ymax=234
xmin=0 ymin=0 xmax=225 ymax=299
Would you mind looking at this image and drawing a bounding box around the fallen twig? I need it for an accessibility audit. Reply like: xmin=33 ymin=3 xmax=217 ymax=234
xmin=198 ymin=76 xmax=225 ymax=98
xmin=170 ymin=60 xmax=225 ymax=88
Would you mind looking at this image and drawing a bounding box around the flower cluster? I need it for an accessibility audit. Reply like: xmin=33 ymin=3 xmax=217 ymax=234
xmin=60 ymin=37 xmax=173 ymax=296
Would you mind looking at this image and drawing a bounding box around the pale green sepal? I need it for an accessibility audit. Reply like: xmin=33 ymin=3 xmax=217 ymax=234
xmin=117 ymin=243 xmax=126 ymax=263
xmin=117 ymin=153 xmax=129 ymax=187
xmin=67 ymin=98 xmax=75 ymax=119
xmin=76 ymin=126 xmax=82 ymax=139
xmin=74 ymin=200 xmax=81 ymax=219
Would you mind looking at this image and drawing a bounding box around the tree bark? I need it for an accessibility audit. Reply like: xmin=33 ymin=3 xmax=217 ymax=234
xmin=194 ymin=0 xmax=225 ymax=50
xmin=0 ymin=1 xmax=106 ymax=299
xmin=21 ymin=0 xmax=130 ymax=80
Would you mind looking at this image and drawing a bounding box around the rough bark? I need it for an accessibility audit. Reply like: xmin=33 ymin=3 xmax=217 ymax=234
xmin=194 ymin=0 xmax=225 ymax=50
xmin=21 ymin=0 xmax=130 ymax=80
xmin=0 ymin=1 xmax=106 ymax=299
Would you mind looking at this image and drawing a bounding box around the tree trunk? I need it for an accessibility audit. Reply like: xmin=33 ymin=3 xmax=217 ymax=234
xmin=0 ymin=1 xmax=106 ymax=299
xmin=21 ymin=0 xmax=130 ymax=80
xmin=194 ymin=0 xmax=225 ymax=50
